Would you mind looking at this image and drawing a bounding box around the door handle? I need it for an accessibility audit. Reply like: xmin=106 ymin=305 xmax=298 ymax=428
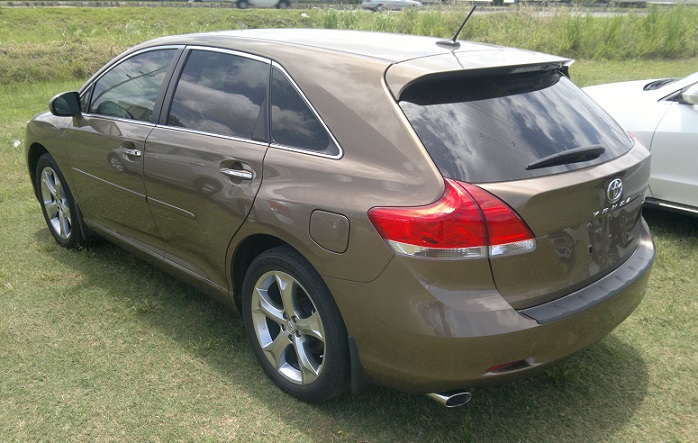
xmin=124 ymin=148 xmax=142 ymax=158
xmin=220 ymin=167 xmax=253 ymax=180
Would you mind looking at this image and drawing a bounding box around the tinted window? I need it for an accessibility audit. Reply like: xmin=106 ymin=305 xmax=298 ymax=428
xmin=400 ymin=71 xmax=634 ymax=183
xmin=168 ymin=50 xmax=269 ymax=140
xmin=271 ymin=67 xmax=338 ymax=155
xmin=90 ymin=49 xmax=176 ymax=122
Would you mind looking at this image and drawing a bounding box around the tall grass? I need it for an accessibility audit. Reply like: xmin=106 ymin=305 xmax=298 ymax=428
xmin=321 ymin=6 xmax=698 ymax=60
xmin=0 ymin=6 xmax=696 ymax=84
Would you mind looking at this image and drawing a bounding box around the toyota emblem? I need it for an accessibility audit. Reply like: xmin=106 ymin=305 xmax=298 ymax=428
xmin=607 ymin=178 xmax=623 ymax=204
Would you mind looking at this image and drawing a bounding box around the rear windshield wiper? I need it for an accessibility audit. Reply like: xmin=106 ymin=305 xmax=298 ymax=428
xmin=526 ymin=145 xmax=605 ymax=170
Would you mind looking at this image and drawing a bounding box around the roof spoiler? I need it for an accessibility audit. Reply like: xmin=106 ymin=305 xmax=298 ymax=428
xmin=385 ymin=51 xmax=573 ymax=101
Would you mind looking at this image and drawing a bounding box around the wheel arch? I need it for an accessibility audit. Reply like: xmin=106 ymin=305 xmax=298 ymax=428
xmin=26 ymin=142 xmax=49 ymax=199
xmin=231 ymin=234 xmax=287 ymax=311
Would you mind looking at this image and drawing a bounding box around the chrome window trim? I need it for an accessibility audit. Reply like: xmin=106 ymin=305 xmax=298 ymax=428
xmin=268 ymin=142 xmax=342 ymax=159
xmin=76 ymin=113 xmax=158 ymax=128
xmin=184 ymin=46 xmax=272 ymax=65
xmin=270 ymin=62 xmax=344 ymax=160
xmin=152 ymin=125 xmax=270 ymax=148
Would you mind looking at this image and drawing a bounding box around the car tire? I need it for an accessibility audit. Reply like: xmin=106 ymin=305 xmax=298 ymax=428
xmin=36 ymin=153 xmax=87 ymax=249
xmin=237 ymin=0 xmax=250 ymax=8
xmin=242 ymin=245 xmax=350 ymax=402
xmin=276 ymin=0 xmax=290 ymax=8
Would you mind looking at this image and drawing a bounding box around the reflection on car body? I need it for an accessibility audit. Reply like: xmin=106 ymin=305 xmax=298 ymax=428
xmin=26 ymin=29 xmax=654 ymax=407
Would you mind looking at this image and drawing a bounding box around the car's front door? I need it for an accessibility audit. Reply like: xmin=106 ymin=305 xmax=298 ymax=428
xmin=68 ymin=48 xmax=181 ymax=252
xmin=144 ymin=48 xmax=270 ymax=288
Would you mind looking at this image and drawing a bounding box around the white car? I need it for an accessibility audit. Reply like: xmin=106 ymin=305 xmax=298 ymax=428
xmin=361 ymin=0 xmax=424 ymax=12
xmin=189 ymin=0 xmax=291 ymax=9
xmin=584 ymin=73 xmax=698 ymax=216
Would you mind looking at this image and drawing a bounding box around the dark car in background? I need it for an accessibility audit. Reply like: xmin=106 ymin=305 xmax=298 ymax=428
xmin=26 ymin=29 xmax=654 ymax=407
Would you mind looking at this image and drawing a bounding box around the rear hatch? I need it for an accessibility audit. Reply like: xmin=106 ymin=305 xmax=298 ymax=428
xmin=391 ymin=56 xmax=650 ymax=309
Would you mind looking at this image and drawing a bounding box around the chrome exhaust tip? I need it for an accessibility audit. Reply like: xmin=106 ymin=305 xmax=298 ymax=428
xmin=426 ymin=390 xmax=472 ymax=408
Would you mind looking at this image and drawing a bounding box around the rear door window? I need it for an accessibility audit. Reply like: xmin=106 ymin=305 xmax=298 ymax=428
xmin=399 ymin=71 xmax=634 ymax=183
xmin=167 ymin=49 xmax=270 ymax=141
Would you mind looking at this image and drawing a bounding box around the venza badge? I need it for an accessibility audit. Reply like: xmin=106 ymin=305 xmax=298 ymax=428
xmin=594 ymin=178 xmax=629 ymax=217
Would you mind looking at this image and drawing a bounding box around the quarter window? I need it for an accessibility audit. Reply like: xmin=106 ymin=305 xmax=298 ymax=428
xmin=89 ymin=49 xmax=176 ymax=122
xmin=168 ymin=50 xmax=270 ymax=141
xmin=271 ymin=67 xmax=338 ymax=155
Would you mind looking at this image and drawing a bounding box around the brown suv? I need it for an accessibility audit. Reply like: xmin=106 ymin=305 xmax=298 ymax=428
xmin=25 ymin=29 xmax=654 ymax=407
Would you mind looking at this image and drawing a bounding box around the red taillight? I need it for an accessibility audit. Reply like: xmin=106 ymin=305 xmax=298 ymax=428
xmin=368 ymin=179 xmax=486 ymax=249
xmin=464 ymin=185 xmax=535 ymax=247
xmin=368 ymin=179 xmax=535 ymax=259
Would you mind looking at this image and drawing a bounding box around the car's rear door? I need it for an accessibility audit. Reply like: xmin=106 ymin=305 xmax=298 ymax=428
xmin=144 ymin=48 xmax=270 ymax=289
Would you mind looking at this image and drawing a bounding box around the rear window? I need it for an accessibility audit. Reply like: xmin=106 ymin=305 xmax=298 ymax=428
xmin=399 ymin=71 xmax=633 ymax=183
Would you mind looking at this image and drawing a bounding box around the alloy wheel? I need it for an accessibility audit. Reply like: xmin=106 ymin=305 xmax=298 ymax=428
xmin=40 ymin=166 xmax=72 ymax=241
xmin=250 ymin=270 xmax=326 ymax=385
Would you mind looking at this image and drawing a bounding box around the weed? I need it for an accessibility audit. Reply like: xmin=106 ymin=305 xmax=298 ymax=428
xmin=131 ymin=298 xmax=162 ymax=314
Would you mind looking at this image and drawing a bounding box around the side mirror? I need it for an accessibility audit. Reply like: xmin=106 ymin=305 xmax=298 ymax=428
xmin=49 ymin=91 xmax=82 ymax=117
xmin=680 ymin=84 xmax=698 ymax=105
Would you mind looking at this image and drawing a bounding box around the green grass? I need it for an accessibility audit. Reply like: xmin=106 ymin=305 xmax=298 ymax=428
xmin=1 ymin=6 xmax=697 ymax=84
xmin=570 ymin=58 xmax=698 ymax=87
xmin=1 ymin=6 xmax=697 ymax=442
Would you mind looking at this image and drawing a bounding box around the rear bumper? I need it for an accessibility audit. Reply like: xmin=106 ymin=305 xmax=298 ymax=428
xmin=520 ymin=229 xmax=654 ymax=324
xmin=328 ymin=220 xmax=654 ymax=394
